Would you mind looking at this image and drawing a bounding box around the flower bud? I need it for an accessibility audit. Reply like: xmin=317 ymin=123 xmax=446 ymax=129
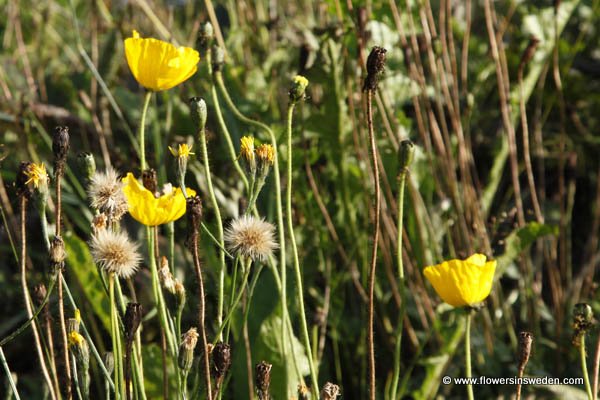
xmin=211 ymin=342 xmax=231 ymax=379
xmin=175 ymin=280 xmax=186 ymax=304
xmin=178 ymin=328 xmax=199 ymax=371
xmin=123 ymin=303 xmax=143 ymax=344
xmin=197 ymin=22 xmax=214 ymax=55
xmin=50 ymin=235 xmax=66 ymax=264
xmin=255 ymin=361 xmax=272 ymax=400
xmin=189 ymin=97 xmax=208 ymax=131
xmin=159 ymin=256 xmax=176 ymax=294
xmin=103 ymin=352 xmax=114 ymax=375
xmin=240 ymin=136 xmax=256 ymax=176
xmin=289 ymin=75 xmax=309 ymax=103
xmin=256 ymin=143 xmax=275 ymax=179
xmin=363 ymin=46 xmax=387 ymax=92
xmin=52 ymin=126 xmax=70 ymax=171
xmin=67 ymin=317 xmax=80 ymax=334
xmin=69 ymin=331 xmax=90 ymax=398
xmin=320 ymin=382 xmax=341 ymax=399
xmin=399 ymin=139 xmax=415 ymax=173
xmin=77 ymin=152 xmax=96 ymax=181
xmin=573 ymin=303 xmax=594 ymax=345
xmin=211 ymin=44 xmax=225 ymax=72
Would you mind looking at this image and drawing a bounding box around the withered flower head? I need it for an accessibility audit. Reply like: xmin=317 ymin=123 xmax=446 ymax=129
xmin=124 ymin=302 xmax=143 ymax=343
xmin=88 ymin=167 xmax=128 ymax=220
xmin=518 ymin=331 xmax=533 ymax=372
xmin=52 ymin=126 xmax=70 ymax=169
xmin=573 ymin=303 xmax=594 ymax=346
xmin=363 ymin=46 xmax=387 ymax=92
xmin=255 ymin=361 xmax=272 ymax=400
xmin=178 ymin=327 xmax=199 ymax=371
xmin=50 ymin=235 xmax=66 ymax=264
xmin=224 ymin=215 xmax=278 ymax=262
xmin=320 ymin=382 xmax=341 ymax=400
xmin=159 ymin=256 xmax=176 ymax=294
xmin=90 ymin=229 xmax=141 ymax=279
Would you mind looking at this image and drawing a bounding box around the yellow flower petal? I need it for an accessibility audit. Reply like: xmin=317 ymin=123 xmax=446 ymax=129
xmin=124 ymin=31 xmax=200 ymax=91
xmin=121 ymin=173 xmax=196 ymax=226
xmin=423 ymin=254 xmax=496 ymax=307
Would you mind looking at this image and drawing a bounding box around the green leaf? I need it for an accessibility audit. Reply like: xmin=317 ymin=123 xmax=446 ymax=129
xmin=496 ymin=222 xmax=559 ymax=277
xmin=64 ymin=231 xmax=111 ymax=332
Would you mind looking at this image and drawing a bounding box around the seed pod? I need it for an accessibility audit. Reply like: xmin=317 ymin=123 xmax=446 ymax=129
xmin=77 ymin=152 xmax=96 ymax=181
xmin=255 ymin=361 xmax=272 ymax=400
xmin=123 ymin=303 xmax=143 ymax=344
xmin=197 ymin=22 xmax=214 ymax=55
xmin=399 ymin=140 xmax=415 ymax=172
xmin=212 ymin=342 xmax=231 ymax=379
xmin=52 ymin=126 xmax=70 ymax=171
xmin=189 ymin=97 xmax=208 ymax=131
xmin=50 ymin=235 xmax=66 ymax=264
xmin=211 ymin=45 xmax=225 ymax=72
xmin=518 ymin=331 xmax=533 ymax=373
xmin=363 ymin=46 xmax=387 ymax=92
xmin=186 ymin=195 xmax=203 ymax=250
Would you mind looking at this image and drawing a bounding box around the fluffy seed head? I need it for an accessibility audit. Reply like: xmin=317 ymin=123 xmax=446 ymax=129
xmin=224 ymin=215 xmax=277 ymax=262
xmin=88 ymin=167 xmax=128 ymax=220
xmin=90 ymin=229 xmax=141 ymax=279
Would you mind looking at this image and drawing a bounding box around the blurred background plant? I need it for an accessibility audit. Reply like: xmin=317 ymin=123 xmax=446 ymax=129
xmin=1 ymin=0 xmax=600 ymax=399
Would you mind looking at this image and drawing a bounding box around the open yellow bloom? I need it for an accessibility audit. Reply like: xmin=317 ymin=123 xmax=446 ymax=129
xmin=423 ymin=254 xmax=496 ymax=307
xmin=121 ymin=173 xmax=196 ymax=226
xmin=124 ymin=30 xmax=200 ymax=91
xmin=24 ymin=163 xmax=48 ymax=189
xmin=68 ymin=331 xmax=85 ymax=348
xmin=169 ymin=143 xmax=194 ymax=159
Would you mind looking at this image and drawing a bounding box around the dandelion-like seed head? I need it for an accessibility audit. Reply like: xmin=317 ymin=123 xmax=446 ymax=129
xmin=90 ymin=229 xmax=141 ymax=279
xmin=88 ymin=167 xmax=128 ymax=220
xmin=224 ymin=215 xmax=277 ymax=262
xmin=169 ymin=143 xmax=195 ymax=160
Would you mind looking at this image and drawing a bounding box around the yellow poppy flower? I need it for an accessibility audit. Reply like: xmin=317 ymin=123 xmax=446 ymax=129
xmin=124 ymin=30 xmax=200 ymax=91
xmin=121 ymin=173 xmax=196 ymax=226
xmin=423 ymin=253 xmax=496 ymax=307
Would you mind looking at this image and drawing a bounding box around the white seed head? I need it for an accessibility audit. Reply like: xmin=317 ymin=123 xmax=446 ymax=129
xmin=90 ymin=229 xmax=141 ymax=279
xmin=224 ymin=215 xmax=277 ymax=262
xmin=88 ymin=167 xmax=128 ymax=220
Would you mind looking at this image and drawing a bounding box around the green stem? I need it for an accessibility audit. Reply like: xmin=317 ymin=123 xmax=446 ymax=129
xmin=109 ymin=274 xmax=123 ymax=400
xmin=0 ymin=346 xmax=21 ymax=400
xmin=390 ymin=170 xmax=408 ymax=400
xmin=286 ymin=103 xmax=319 ymax=396
xmin=198 ymin=118 xmax=227 ymax=339
xmin=582 ymin=335 xmax=594 ymax=400
xmin=139 ymin=91 xmax=153 ymax=171
xmin=465 ymin=311 xmax=474 ymax=400
xmin=209 ymin=59 xmax=249 ymax=192
xmin=213 ymin=261 xmax=252 ymax=343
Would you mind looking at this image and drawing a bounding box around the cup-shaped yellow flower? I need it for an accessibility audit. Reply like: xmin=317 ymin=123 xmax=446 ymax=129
xmin=423 ymin=253 xmax=496 ymax=307
xmin=124 ymin=30 xmax=200 ymax=91
xmin=122 ymin=173 xmax=196 ymax=226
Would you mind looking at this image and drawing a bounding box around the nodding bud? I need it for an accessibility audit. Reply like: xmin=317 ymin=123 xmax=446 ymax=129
xmin=123 ymin=303 xmax=143 ymax=343
xmin=212 ymin=342 xmax=231 ymax=379
xmin=178 ymin=328 xmax=199 ymax=371
xmin=573 ymin=303 xmax=594 ymax=345
xmin=289 ymin=75 xmax=309 ymax=103
xmin=518 ymin=331 xmax=533 ymax=372
xmin=52 ymin=126 xmax=70 ymax=169
xmin=142 ymin=169 xmax=158 ymax=195
xmin=50 ymin=235 xmax=66 ymax=264
xmin=16 ymin=161 xmax=33 ymax=199
xmin=399 ymin=139 xmax=415 ymax=172
xmin=189 ymin=97 xmax=208 ymax=131
xmin=197 ymin=22 xmax=214 ymax=55
xmin=211 ymin=44 xmax=225 ymax=72
xmin=103 ymin=352 xmax=114 ymax=375
xmin=77 ymin=153 xmax=96 ymax=181
xmin=519 ymin=36 xmax=540 ymax=71
xmin=363 ymin=46 xmax=387 ymax=92
xmin=255 ymin=361 xmax=272 ymax=400
xmin=297 ymin=384 xmax=310 ymax=400
xmin=320 ymin=382 xmax=341 ymax=400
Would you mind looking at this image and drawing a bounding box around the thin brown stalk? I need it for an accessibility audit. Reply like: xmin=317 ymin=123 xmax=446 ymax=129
xmin=365 ymin=90 xmax=380 ymax=400
xmin=55 ymin=167 xmax=72 ymax=400
xmin=243 ymin=295 xmax=255 ymax=400
xmin=483 ymin=0 xmax=525 ymax=226
xmin=190 ymin=227 xmax=213 ymax=400
xmin=20 ymin=197 xmax=58 ymax=400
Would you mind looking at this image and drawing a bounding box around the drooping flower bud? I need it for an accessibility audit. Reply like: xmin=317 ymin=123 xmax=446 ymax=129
xmin=52 ymin=126 xmax=70 ymax=173
xmin=189 ymin=97 xmax=208 ymax=132
xmin=123 ymin=303 xmax=143 ymax=344
xmin=399 ymin=139 xmax=415 ymax=173
xmin=178 ymin=327 xmax=199 ymax=371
